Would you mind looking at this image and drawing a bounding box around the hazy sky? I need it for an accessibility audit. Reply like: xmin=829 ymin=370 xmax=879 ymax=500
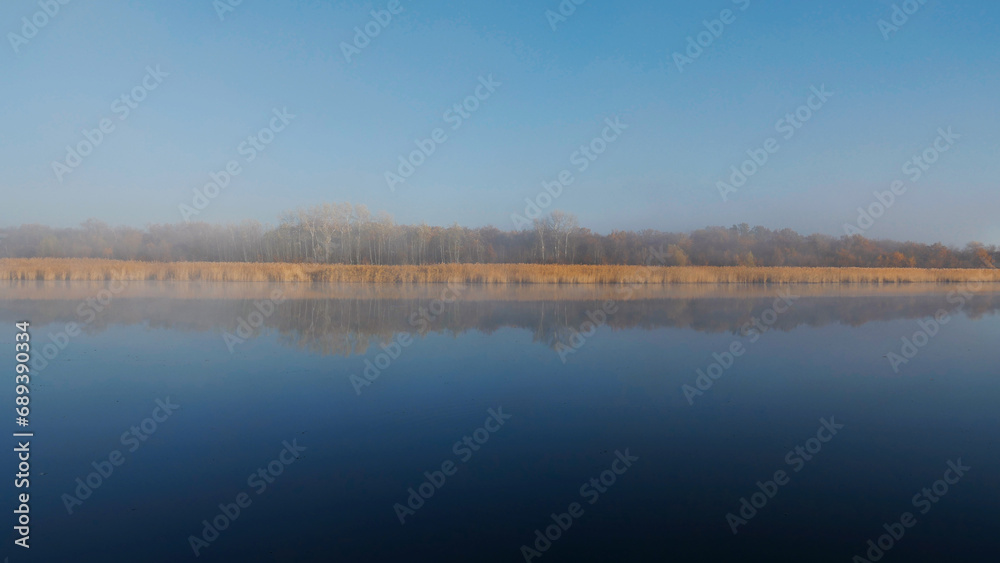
xmin=2 ymin=0 xmax=998 ymax=245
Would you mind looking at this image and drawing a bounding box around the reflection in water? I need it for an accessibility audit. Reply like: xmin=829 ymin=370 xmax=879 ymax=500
xmin=4 ymin=281 xmax=1000 ymax=358
xmin=10 ymin=281 xmax=1000 ymax=562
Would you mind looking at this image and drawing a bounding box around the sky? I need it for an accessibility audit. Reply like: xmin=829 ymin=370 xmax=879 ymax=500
xmin=1 ymin=0 xmax=998 ymax=245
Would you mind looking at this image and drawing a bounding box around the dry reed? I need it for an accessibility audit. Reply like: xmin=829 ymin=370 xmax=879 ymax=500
xmin=3 ymin=258 xmax=1000 ymax=285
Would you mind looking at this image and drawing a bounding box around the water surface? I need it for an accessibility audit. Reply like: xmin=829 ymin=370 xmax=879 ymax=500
xmin=3 ymin=282 xmax=999 ymax=562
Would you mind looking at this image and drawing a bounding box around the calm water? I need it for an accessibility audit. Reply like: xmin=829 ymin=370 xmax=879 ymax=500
xmin=3 ymin=282 xmax=999 ymax=562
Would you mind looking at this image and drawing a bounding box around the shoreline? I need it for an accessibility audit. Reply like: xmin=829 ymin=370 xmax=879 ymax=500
xmin=3 ymin=258 xmax=1000 ymax=285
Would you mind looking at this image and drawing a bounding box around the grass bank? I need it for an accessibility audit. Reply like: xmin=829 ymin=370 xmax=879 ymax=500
xmin=2 ymin=258 xmax=1000 ymax=284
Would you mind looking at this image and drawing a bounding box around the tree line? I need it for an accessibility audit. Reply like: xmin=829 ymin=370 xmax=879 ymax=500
xmin=1 ymin=203 xmax=996 ymax=268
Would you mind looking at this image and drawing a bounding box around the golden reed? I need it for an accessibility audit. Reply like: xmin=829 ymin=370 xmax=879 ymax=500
xmin=3 ymin=258 xmax=1000 ymax=284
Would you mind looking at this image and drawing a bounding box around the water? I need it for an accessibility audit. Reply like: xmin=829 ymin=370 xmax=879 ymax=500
xmin=3 ymin=282 xmax=999 ymax=562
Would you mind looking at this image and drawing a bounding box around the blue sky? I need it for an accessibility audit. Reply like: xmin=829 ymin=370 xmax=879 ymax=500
xmin=2 ymin=0 xmax=998 ymax=245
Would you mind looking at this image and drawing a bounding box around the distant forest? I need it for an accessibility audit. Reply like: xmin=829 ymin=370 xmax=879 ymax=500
xmin=1 ymin=203 xmax=997 ymax=268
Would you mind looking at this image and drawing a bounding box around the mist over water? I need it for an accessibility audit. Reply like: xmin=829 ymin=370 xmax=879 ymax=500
xmin=4 ymin=283 xmax=999 ymax=561
xmin=5 ymin=0 xmax=1000 ymax=560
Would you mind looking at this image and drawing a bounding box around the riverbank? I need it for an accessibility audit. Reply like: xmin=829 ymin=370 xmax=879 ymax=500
xmin=3 ymin=258 xmax=999 ymax=284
